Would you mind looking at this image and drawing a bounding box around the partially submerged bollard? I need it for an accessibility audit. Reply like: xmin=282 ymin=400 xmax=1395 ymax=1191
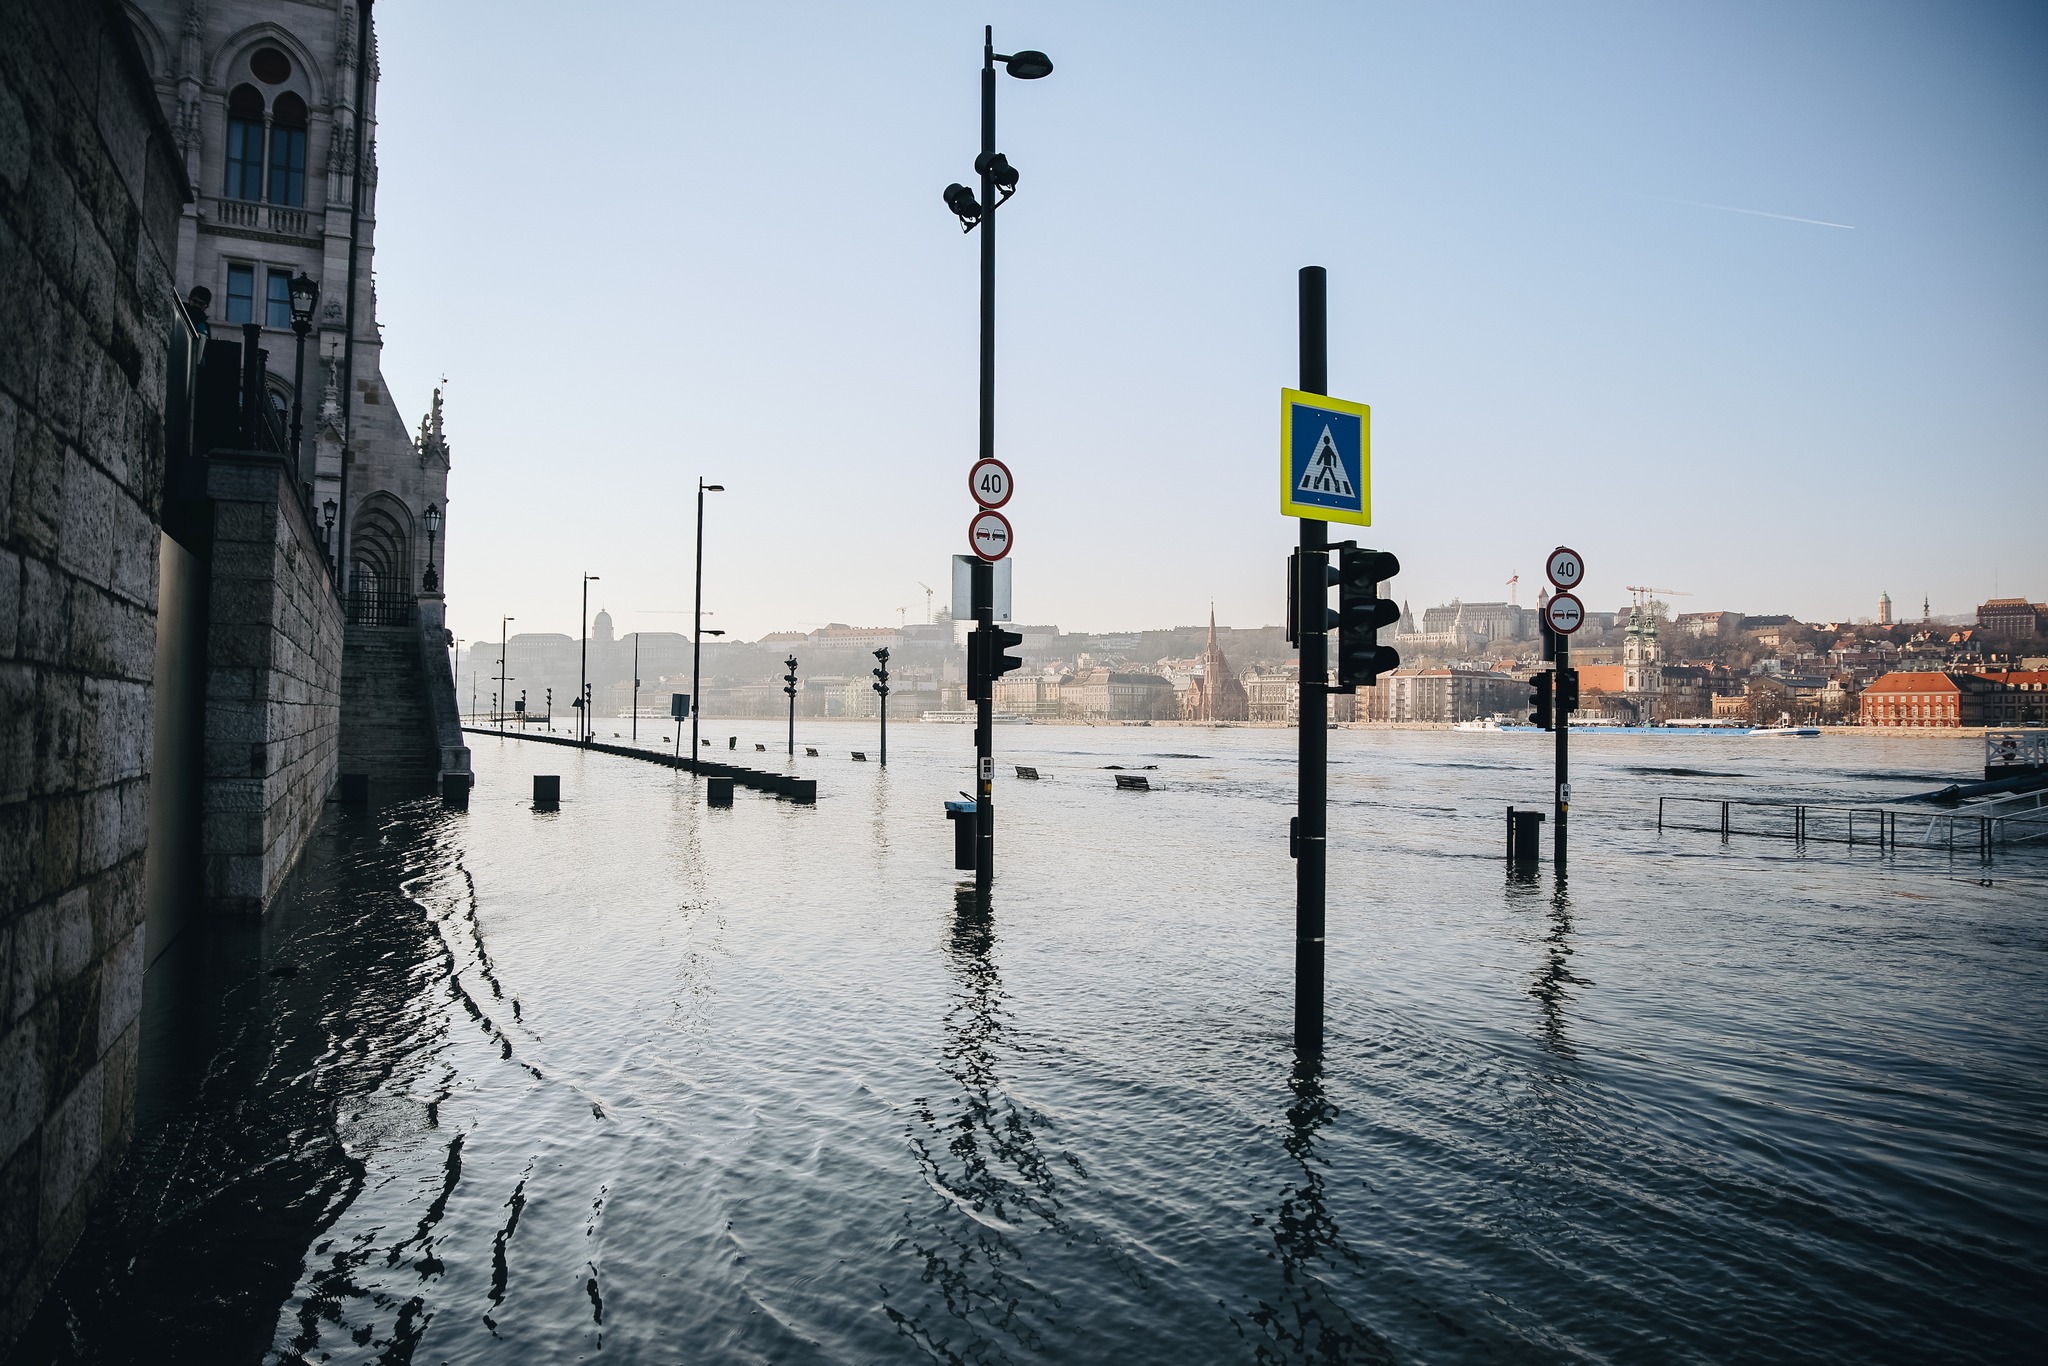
xmin=1507 ymin=805 xmax=1544 ymax=866
xmin=707 ymin=776 xmax=735 ymax=807
xmin=944 ymin=799 xmax=976 ymax=869
xmin=533 ymin=775 xmax=561 ymax=809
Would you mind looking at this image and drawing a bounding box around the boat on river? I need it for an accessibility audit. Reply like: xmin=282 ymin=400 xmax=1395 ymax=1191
xmin=920 ymin=710 xmax=1032 ymax=724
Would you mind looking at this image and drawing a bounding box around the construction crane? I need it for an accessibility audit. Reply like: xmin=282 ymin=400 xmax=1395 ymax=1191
xmin=1624 ymin=585 xmax=1692 ymax=615
xmin=917 ymin=582 xmax=935 ymax=624
xmin=1506 ymin=573 xmax=1519 ymax=607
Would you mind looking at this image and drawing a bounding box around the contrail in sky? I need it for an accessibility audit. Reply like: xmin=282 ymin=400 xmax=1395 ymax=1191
xmin=1640 ymin=194 xmax=1855 ymax=229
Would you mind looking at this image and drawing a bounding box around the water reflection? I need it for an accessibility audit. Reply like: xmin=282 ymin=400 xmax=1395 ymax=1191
xmin=885 ymin=886 xmax=1077 ymax=1363
xmin=1529 ymin=885 xmax=1584 ymax=1058
xmin=1242 ymin=1060 xmax=1392 ymax=1365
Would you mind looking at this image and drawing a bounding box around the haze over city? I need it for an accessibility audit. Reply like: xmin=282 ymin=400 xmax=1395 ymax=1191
xmin=367 ymin=0 xmax=2048 ymax=645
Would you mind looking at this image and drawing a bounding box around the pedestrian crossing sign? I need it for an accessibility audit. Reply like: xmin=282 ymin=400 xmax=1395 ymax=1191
xmin=1280 ymin=388 xmax=1371 ymax=524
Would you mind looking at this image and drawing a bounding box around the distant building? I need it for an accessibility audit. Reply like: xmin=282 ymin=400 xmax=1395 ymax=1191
xmin=1877 ymin=593 xmax=1892 ymax=626
xmin=1675 ymin=610 xmax=1743 ymax=638
xmin=1401 ymin=599 xmax=1533 ymax=653
xmin=1183 ymin=609 xmax=1250 ymax=721
xmin=1363 ymin=668 xmax=1528 ymax=724
xmin=1622 ymin=604 xmax=1665 ymax=723
xmin=1857 ymin=670 xmax=2048 ymax=727
xmin=1063 ymin=669 xmax=1178 ymax=721
xmin=1244 ymin=669 xmax=1300 ymax=725
xmin=1976 ymin=598 xmax=2046 ymax=638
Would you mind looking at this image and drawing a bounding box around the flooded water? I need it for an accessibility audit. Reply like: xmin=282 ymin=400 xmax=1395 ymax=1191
xmin=17 ymin=724 xmax=2047 ymax=1364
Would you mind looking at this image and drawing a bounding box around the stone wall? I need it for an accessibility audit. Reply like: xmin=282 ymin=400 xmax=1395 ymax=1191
xmin=0 ymin=0 xmax=189 ymax=1345
xmin=202 ymin=453 xmax=341 ymax=914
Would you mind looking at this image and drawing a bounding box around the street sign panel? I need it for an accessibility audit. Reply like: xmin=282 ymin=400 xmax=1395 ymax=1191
xmin=951 ymin=555 xmax=1012 ymax=621
xmin=1546 ymin=546 xmax=1585 ymax=591
xmin=670 ymin=693 xmax=690 ymax=720
xmin=1280 ymin=388 xmax=1371 ymax=525
xmin=1544 ymin=591 xmax=1586 ymax=635
xmin=968 ymin=458 xmax=1014 ymax=510
xmin=969 ymin=509 xmax=1014 ymax=561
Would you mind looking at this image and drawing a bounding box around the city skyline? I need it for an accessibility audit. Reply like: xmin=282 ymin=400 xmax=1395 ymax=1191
xmin=367 ymin=1 xmax=2045 ymax=646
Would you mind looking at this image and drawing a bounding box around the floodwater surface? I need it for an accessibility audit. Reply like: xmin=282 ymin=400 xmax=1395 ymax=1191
xmin=16 ymin=724 xmax=2047 ymax=1364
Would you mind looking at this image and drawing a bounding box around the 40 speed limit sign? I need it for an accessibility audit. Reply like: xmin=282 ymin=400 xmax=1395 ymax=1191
xmin=969 ymin=458 xmax=1013 ymax=510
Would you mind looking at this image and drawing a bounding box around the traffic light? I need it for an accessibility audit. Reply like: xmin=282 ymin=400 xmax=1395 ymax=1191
xmin=1529 ymin=671 xmax=1554 ymax=731
xmin=967 ymin=625 xmax=1025 ymax=701
xmin=1556 ymin=666 xmax=1579 ymax=714
xmin=1333 ymin=544 xmax=1401 ymax=689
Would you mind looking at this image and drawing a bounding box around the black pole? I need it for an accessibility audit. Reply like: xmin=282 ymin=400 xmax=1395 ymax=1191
xmin=691 ymin=481 xmax=706 ymax=768
xmin=289 ymin=320 xmax=308 ymax=481
xmin=785 ymin=656 xmax=798 ymax=757
xmin=972 ymin=28 xmax=999 ymax=893
xmin=579 ymin=576 xmax=589 ymax=745
xmin=336 ymin=0 xmax=373 ymax=597
xmin=1555 ymin=631 xmax=1570 ymax=874
xmin=632 ymin=632 xmax=639 ymax=742
xmin=498 ymin=616 xmax=509 ymax=734
xmin=1295 ymin=265 xmax=1328 ymax=1057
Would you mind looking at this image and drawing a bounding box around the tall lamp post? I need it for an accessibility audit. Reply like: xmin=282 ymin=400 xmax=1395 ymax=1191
xmin=421 ymin=503 xmax=441 ymax=592
xmin=872 ymin=646 xmax=891 ymax=766
xmin=579 ymin=573 xmax=600 ymax=744
xmin=322 ymin=498 xmax=337 ymax=569
xmin=452 ymin=637 xmax=463 ymax=719
xmin=942 ymin=27 xmax=1052 ymax=891
xmin=690 ymin=479 xmax=725 ymax=767
xmin=631 ymin=631 xmax=640 ymax=743
xmin=498 ymin=615 xmax=514 ymax=732
xmin=286 ymin=271 xmax=318 ymax=487
xmin=783 ymin=656 xmax=799 ymax=756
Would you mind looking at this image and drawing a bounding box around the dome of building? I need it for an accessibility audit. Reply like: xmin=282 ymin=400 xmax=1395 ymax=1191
xmin=593 ymin=608 xmax=614 ymax=644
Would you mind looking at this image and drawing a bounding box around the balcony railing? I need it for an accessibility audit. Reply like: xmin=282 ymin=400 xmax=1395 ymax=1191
xmin=210 ymin=196 xmax=316 ymax=239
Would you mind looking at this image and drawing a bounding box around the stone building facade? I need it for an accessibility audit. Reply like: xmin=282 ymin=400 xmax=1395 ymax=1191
xmin=0 ymin=0 xmax=189 ymax=1342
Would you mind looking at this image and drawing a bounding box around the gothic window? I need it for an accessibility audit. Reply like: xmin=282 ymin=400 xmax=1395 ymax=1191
xmin=225 ymin=264 xmax=255 ymax=324
xmin=265 ymin=270 xmax=293 ymax=329
xmin=268 ymin=92 xmax=308 ymax=206
xmin=224 ymin=84 xmax=265 ymax=200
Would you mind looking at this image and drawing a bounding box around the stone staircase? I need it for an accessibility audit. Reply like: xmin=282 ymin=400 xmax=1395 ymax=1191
xmin=340 ymin=623 xmax=443 ymax=795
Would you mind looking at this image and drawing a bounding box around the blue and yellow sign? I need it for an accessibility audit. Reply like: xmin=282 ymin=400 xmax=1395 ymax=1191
xmin=1279 ymin=388 xmax=1371 ymax=525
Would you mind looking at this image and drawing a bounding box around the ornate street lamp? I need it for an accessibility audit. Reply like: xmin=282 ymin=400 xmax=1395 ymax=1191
xmin=287 ymin=272 xmax=318 ymax=481
xmin=322 ymin=497 xmax=337 ymax=567
xmin=422 ymin=502 xmax=441 ymax=592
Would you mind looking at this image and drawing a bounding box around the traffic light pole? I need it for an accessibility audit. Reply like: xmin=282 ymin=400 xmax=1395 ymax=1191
xmin=1554 ymin=631 xmax=1569 ymax=875
xmin=972 ymin=39 xmax=999 ymax=895
xmin=1295 ymin=266 xmax=1328 ymax=1057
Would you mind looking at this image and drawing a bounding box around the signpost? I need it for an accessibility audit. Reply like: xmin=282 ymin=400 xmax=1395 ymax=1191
xmin=969 ymin=509 xmax=1014 ymax=561
xmin=1545 ymin=548 xmax=1585 ymax=874
xmin=968 ymin=458 xmax=1013 ymax=509
xmin=1542 ymin=591 xmax=1585 ymax=636
xmin=1280 ymin=389 xmax=1371 ymax=525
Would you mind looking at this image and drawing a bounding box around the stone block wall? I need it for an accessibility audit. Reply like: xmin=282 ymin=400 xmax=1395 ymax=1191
xmin=202 ymin=453 xmax=341 ymax=915
xmin=0 ymin=0 xmax=188 ymax=1346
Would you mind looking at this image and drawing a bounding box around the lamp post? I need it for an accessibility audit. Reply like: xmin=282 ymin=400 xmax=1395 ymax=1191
xmin=322 ymin=498 xmax=337 ymax=569
xmin=286 ymin=271 xmax=318 ymax=486
xmin=942 ymin=27 xmax=1052 ymax=891
xmin=631 ymin=631 xmax=640 ymax=742
xmin=422 ymin=502 xmax=441 ymax=593
xmin=872 ymin=646 xmax=891 ymax=767
xmin=579 ymin=573 xmax=600 ymax=744
xmin=690 ymin=479 xmax=725 ymax=767
xmin=453 ymin=636 xmax=463 ymax=719
xmin=783 ymin=655 xmax=799 ymax=757
xmin=498 ymin=615 xmax=513 ymax=732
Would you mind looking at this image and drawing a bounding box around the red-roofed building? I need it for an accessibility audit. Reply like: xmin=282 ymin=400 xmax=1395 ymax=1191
xmin=1858 ymin=671 xmax=2039 ymax=727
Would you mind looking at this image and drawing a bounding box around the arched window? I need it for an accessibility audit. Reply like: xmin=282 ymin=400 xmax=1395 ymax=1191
xmin=268 ymin=91 xmax=308 ymax=206
xmin=225 ymin=84 xmax=265 ymax=200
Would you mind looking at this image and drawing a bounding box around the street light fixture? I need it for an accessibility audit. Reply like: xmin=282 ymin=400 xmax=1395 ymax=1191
xmin=286 ymin=271 xmax=318 ymax=484
xmin=579 ymin=573 xmax=600 ymax=744
xmin=322 ymin=498 xmax=337 ymax=568
xmin=498 ymin=615 xmax=514 ymax=732
xmin=783 ymin=656 xmax=799 ymax=757
xmin=944 ymin=26 xmax=1051 ymax=892
xmin=690 ymin=479 xmax=725 ymax=766
xmin=872 ymin=646 xmax=891 ymax=767
xmin=421 ymin=502 xmax=441 ymax=593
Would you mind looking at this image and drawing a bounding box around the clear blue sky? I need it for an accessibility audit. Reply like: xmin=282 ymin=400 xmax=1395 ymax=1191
xmin=371 ymin=1 xmax=2048 ymax=646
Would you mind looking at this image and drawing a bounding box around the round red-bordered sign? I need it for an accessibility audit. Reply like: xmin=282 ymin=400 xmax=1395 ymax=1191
xmin=1546 ymin=546 xmax=1585 ymax=591
xmin=1543 ymin=591 xmax=1586 ymax=635
xmin=969 ymin=458 xmax=1014 ymax=510
xmin=969 ymin=509 xmax=1014 ymax=561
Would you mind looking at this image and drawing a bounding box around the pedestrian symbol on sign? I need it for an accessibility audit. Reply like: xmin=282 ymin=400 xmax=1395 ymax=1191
xmin=1297 ymin=426 xmax=1355 ymax=499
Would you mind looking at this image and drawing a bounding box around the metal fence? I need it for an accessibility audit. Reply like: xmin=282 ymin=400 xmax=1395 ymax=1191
xmin=1657 ymin=796 xmax=1900 ymax=850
